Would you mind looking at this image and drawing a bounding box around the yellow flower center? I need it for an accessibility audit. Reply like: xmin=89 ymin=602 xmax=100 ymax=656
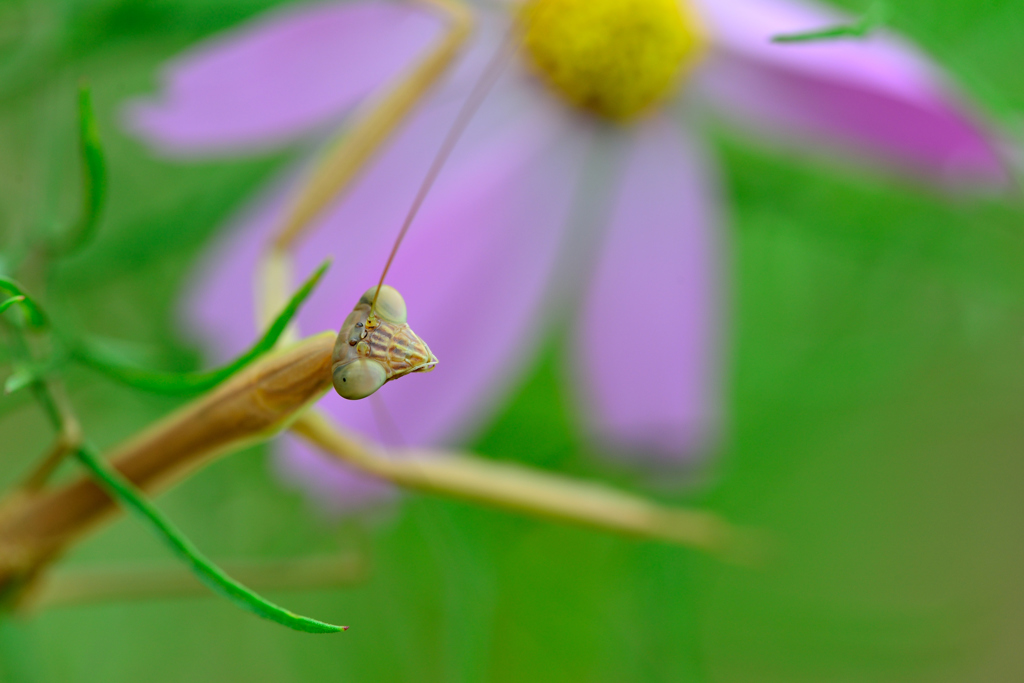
xmin=519 ymin=0 xmax=707 ymax=121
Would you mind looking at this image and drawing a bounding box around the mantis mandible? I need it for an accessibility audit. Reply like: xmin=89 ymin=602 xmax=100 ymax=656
xmin=0 ymin=0 xmax=742 ymax=633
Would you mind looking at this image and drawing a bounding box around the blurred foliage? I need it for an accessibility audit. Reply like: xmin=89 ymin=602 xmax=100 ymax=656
xmin=1 ymin=0 xmax=1024 ymax=681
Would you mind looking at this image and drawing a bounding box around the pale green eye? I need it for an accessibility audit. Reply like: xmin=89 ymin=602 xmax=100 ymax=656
xmin=358 ymin=285 xmax=407 ymax=324
xmin=332 ymin=359 xmax=387 ymax=400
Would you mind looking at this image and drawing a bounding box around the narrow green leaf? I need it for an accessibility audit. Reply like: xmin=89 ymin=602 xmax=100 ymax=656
xmin=771 ymin=3 xmax=884 ymax=43
xmin=50 ymin=85 xmax=107 ymax=256
xmin=73 ymin=443 xmax=347 ymax=634
xmin=0 ymin=296 xmax=25 ymax=315
xmin=73 ymin=260 xmax=330 ymax=394
xmin=3 ymin=353 xmax=68 ymax=394
xmin=771 ymin=23 xmax=869 ymax=43
xmin=0 ymin=278 xmax=47 ymax=328
xmin=4 ymin=368 xmax=33 ymax=395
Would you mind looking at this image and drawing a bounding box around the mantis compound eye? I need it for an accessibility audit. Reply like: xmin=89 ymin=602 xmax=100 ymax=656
xmin=332 ymin=358 xmax=388 ymax=400
xmin=357 ymin=284 xmax=407 ymax=324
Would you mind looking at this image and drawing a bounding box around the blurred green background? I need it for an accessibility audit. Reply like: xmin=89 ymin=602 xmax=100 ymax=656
xmin=2 ymin=0 xmax=1024 ymax=680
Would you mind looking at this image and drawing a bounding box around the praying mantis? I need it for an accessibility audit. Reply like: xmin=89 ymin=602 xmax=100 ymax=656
xmin=0 ymin=0 xmax=743 ymax=634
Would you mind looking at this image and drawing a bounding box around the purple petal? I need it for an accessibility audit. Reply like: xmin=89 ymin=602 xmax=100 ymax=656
xmin=573 ymin=115 xmax=724 ymax=466
xmin=692 ymin=0 xmax=1010 ymax=186
xmin=185 ymin=73 xmax=589 ymax=511
xmin=124 ymin=1 xmax=443 ymax=156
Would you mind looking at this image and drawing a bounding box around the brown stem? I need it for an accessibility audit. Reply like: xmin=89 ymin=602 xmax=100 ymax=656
xmin=18 ymin=383 xmax=82 ymax=491
xmin=0 ymin=332 xmax=335 ymax=601
xmin=293 ymin=411 xmax=748 ymax=558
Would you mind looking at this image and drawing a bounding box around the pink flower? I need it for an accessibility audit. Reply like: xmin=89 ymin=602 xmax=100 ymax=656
xmin=125 ymin=0 xmax=1009 ymax=513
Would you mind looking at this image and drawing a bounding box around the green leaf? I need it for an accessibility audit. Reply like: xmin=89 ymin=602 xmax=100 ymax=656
xmin=0 ymin=278 xmax=47 ymax=328
xmin=771 ymin=3 xmax=885 ymax=43
xmin=73 ymin=443 xmax=347 ymax=634
xmin=72 ymin=260 xmax=330 ymax=394
xmin=3 ymin=352 xmax=69 ymax=395
xmin=49 ymin=84 xmax=108 ymax=256
xmin=0 ymin=296 xmax=25 ymax=315
xmin=4 ymin=367 xmax=34 ymax=395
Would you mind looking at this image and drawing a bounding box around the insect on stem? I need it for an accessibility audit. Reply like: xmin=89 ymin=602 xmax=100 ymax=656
xmin=369 ymin=20 xmax=524 ymax=314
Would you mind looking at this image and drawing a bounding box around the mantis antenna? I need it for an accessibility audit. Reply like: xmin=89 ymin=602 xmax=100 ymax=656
xmin=338 ymin=11 xmax=542 ymax=400
xmin=368 ymin=22 xmax=523 ymax=314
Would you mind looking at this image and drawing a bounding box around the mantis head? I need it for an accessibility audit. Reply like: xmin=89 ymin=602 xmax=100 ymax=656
xmin=331 ymin=285 xmax=438 ymax=400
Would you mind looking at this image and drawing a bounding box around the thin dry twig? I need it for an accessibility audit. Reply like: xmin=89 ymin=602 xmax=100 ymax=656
xmin=294 ymin=410 xmax=744 ymax=557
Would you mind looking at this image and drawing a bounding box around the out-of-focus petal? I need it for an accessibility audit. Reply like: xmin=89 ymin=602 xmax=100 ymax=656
xmin=186 ymin=71 xmax=589 ymax=510
xmin=693 ymin=0 xmax=1010 ymax=186
xmin=272 ymin=435 xmax=396 ymax=515
xmin=125 ymin=1 xmax=444 ymax=156
xmin=573 ymin=114 xmax=723 ymax=466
